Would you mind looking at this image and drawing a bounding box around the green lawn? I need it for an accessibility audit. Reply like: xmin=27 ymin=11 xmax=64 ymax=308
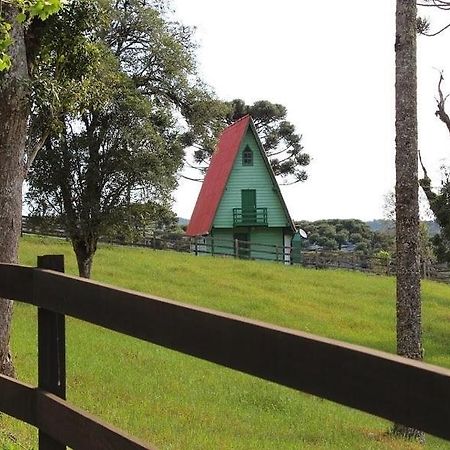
xmin=1 ymin=234 xmax=450 ymax=449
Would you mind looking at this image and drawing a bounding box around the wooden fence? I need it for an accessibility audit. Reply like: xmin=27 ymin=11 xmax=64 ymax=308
xmin=0 ymin=255 xmax=449 ymax=449
xmin=21 ymin=217 xmax=450 ymax=283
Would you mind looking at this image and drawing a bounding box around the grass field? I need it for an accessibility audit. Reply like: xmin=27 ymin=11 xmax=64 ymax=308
xmin=1 ymin=234 xmax=450 ymax=449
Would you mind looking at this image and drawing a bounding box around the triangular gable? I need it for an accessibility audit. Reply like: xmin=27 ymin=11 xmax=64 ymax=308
xmin=186 ymin=115 xmax=250 ymax=236
xmin=186 ymin=115 xmax=296 ymax=236
xmin=247 ymin=120 xmax=296 ymax=233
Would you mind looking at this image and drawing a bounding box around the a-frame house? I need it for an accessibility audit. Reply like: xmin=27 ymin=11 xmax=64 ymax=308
xmin=186 ymin=115 xmax=296 ymax=261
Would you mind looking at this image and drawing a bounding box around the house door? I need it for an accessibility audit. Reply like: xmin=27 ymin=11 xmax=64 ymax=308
xmin=233 ymin=232 xmax=250 ymax=259
xmin=241 ymin=189 xmax=256 ymax=223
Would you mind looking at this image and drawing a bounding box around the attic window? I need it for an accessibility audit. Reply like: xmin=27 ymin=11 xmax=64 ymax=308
xmin=242 ymin=147 xmax=253 ymax=166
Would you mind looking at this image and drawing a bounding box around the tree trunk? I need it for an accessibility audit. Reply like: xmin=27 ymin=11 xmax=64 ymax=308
xmin=393 ymin=0 xmax=424 ymax=441
xmin=0 ymin=6 xmax=29 ymax=377
xmin=72 ymin=238 xmax=97 ymax=278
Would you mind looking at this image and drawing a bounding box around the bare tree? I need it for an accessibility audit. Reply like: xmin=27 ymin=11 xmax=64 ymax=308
xmin=393 ymin=0 xmax=424 ymax=441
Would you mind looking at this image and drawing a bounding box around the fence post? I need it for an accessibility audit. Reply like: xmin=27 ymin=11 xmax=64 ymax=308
xmin=37 ymin=255 xmax=66 ymax=450
xmin=234 ymin=239 xmax=239 ymax=258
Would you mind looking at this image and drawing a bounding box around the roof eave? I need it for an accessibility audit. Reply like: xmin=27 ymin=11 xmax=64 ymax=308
xmin=248 ymin=119 xmax=296 ymax=233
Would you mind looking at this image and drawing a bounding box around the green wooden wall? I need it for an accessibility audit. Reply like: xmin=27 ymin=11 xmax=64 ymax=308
xmin=209 ymin=228 xmax=234 ymax=256
xmin=213 ymin=128 xmax=291 ymax=229
xmin=250 ymin=228 xmax=285 ymax=261
xmin=208 ymin=227 xmax=286 ymax=261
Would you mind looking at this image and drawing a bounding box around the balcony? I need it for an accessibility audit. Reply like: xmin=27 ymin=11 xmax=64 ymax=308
xmin=233 ymin=208 xmax=268 ymax=227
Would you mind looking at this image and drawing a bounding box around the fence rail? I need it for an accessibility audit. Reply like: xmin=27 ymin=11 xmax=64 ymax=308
xmin=0 ymin=257 xmax=450 ymax=449
xmin=21 ymin=218 xmax=450 ymax=282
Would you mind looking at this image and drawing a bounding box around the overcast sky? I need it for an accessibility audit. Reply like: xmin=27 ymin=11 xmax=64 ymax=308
xmin=172 ymin=1 xmax=450 ymax=222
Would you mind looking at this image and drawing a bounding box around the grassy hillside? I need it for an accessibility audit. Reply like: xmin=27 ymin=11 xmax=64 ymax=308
xmin=1 ymin=235 xmax=450 ymax=449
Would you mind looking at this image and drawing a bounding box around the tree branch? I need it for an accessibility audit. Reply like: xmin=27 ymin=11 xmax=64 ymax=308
xmin=421 ymin=22 xmax=450 ymax=36
xmin=24 ymin=130 xmax=50 ymax=177
xmin=179 ymin=174 xmax=203 ymax=182
xmin=417 ymin=0 xmax=450 ymax=9
xmin=435 ymin=72 xmax=450 ymax=134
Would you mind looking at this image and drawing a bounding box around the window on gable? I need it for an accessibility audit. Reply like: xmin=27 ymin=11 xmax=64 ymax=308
xmin=242 ymin=146 xmax=253 ymax=166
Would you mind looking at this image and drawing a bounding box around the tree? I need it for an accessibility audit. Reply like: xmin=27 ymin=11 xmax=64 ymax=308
xmin=27 ymin=0 xmax=216 ymax=278
xmin=393 ymin=0 xmax=424 ymax=440
xmin=420 ymin=75 xmax=450 ymax=263
xmin=0 ymin=0 xmax=62 ymax=377
xmin=296 ymin=219 xmax=379 ymax=253
xmin=185 ymin=99 xmax=310 ymax=185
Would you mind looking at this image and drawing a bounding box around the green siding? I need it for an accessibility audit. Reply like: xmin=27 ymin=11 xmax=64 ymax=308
xmin=213 ymin=128 xmax=290 ymax=229
xmin=250 ymin=228 xmax=284 ymax=261
xmin=209 ymin=228 xmax=234 ymax=256
xmin=205 ymin=227 xmax=286 ymax=261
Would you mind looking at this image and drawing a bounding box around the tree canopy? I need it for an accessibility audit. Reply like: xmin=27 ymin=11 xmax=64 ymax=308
xmin=296 ymin=219 xmax=394 ymax=254
xmin=26 ymin=0 xmax=219 ymax=277
xmin=184 ymin=99 xmax=310 ymax=185
xmin=0 ymin=0 xmax=63 ymax=379
xmin=0 ymin=0 xmax=61 ymax=70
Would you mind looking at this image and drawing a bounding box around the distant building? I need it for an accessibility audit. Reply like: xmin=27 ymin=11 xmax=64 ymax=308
xmin=186 ymin=115 xmax=296 ymax=262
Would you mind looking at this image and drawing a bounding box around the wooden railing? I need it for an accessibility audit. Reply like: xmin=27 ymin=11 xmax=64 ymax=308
xmin=232 ymin=207 xmax=268 ymax=226
xmin=0 ymin=256 xmax=450 ymax=449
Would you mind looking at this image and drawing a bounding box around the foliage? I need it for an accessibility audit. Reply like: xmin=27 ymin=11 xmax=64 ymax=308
xmin=420 ymin=76 xmax=450 ymax=263
xmin=7 ymin=235 xmax=450 ymax=449
xmin=375 ymin=249 xmax=392 ymax=263
xmin=101 ymin=202 xmax=179 ymax=243
xmin=186 ymin=99 xmax=310 ymax=185
xmin=24 ymin=0 xmax=104 ymax=172
xmin=383 ymin=190 xmax=436 ymax=263
xmin=0 ymin=0 xmax=61 ymax=70
xmin=26 ymin=0 xmax=218 ymax=277
xmin=296 ymin=219 xmax=394 ymax=254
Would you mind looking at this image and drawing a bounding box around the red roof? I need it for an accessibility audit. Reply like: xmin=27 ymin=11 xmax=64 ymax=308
xmin=186 ymin=115 xmax=251 ymax=236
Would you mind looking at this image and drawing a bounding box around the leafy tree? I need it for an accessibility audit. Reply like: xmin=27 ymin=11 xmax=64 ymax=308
xmin=101 ymin=203 xmax=178 ymax=244
xmin=419 ymin=76 xmax=450 ymax=263
xmin=27 ymin=0 xmax=216 ymax=278
xmin=296 ymin=219 xmax=380 ymax=253
xmin=335 ymin=229 xmax=349 ymax=250
xmin=393 ymin=0 xmax=424 ymax=441
xmin=186 ymin=99 xmax=310 ymax=185
xmin=0 ymin=0 xmax=62 ymax=378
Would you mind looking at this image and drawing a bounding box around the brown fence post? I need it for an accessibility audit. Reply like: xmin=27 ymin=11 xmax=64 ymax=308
xmin=37 ymin=255 xmax=66 ymax=450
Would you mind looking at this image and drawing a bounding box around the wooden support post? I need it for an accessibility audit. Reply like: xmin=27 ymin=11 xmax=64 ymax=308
xmin=234 ymin=239 xmax=239 ymax=259
xmin=37 ymin=255 xmax=66 ymax=450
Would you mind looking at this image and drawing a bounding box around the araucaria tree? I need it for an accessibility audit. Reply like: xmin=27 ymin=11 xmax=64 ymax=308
xmin=394 ymin=0 xmax=424 ymax=440
xmin=27 ymin=0 xmax=214 ymax=278
xmin=0 ymin=0 xmax=62 ymax=377
xmin=186 ymin=99 xmax=310 ymax=185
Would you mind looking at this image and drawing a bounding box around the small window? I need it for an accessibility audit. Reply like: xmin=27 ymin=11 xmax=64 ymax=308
xmin=242 ymin=147 xmax=253 ymax=166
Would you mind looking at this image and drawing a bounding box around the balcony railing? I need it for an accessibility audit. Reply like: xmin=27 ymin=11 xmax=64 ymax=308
xmin=233 ymin=207 xmax=268 ymax=226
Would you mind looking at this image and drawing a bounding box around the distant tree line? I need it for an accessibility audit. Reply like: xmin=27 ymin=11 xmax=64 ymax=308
xmin=296 ymin=219 xmax=395 ymax=254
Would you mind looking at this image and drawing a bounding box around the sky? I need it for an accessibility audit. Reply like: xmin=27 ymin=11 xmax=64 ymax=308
xmin=171 ymin=0 xmax=450 ymax=222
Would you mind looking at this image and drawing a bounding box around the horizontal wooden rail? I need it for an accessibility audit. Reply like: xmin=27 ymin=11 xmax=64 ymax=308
xmin=0 ymin=375 xmax=36 ymax=425
xmin=0 ymin=374 xmax=153 ymax=450
xmin=35 ymin=390 xmax=153 ymax=450
xmin=0 ymin=263 xmax=450 ymax=442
